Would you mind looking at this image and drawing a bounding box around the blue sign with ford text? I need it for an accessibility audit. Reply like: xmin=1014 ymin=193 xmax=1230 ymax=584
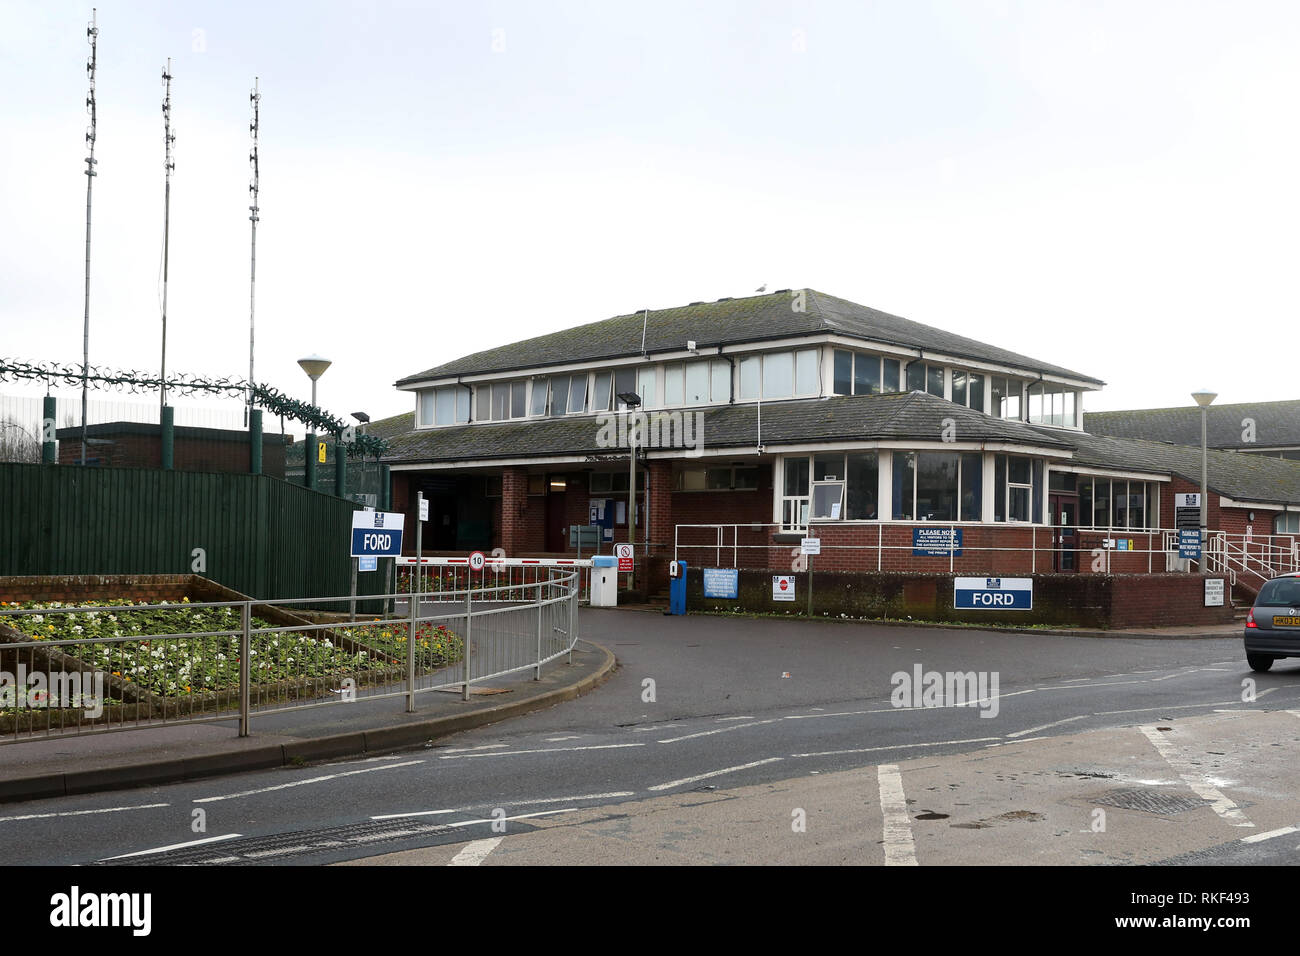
xmin=954 ymin=577 xmax=1033 ymax=610
xmin=351 ymin=511 xmax=405 ymax=557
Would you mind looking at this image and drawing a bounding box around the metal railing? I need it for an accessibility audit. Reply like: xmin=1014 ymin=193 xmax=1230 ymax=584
xmin=0 ymin=570 xmax=580 ymax=744
xmin=397 ymin=556 xmax=592 ymax=605
xmin=1206 ymin=532 xmax=1300 ymax=593
xmin=674 ymin=522 xmax=1218 ymax=575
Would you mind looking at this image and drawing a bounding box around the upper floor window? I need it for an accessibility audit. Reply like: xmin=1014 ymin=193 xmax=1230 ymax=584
xmin=990 ymin=377 xmax=1023 ymax=420
xmin=663 ymin=359 xmax=730 ymax=406
xmin=950 ymin=370 xmax=985 ymax=412
xmin=832 ymin=350 xmax=902 ymax=396
xmin=738 ymin=349 xmax=819 ymax=401
xmin=905 ymin=362 xmax=945 ymax=398
xmin=1026 ymin=383 xmax=1079 ymax=428
xmin=421 ymin=385 xmax=470 ymax=426
xmin=476 ymin=381 xmax=528 ymax=422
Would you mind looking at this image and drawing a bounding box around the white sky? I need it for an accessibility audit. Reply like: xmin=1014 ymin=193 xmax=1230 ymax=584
xmin=2 ymin=0 xmax=1297 ymax=427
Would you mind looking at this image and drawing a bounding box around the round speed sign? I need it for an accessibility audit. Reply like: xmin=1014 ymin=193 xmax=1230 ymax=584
xmin=468 ymin=551 xmax=486 ymax=571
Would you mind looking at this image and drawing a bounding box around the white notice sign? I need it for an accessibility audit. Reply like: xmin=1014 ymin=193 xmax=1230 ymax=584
xmin=800 ymin=537 xmax=821 ymax=555
xmin=1204 ymin=578 xmax=1225 ymax=607
xmin=772 ymin=575 xmax=796 ymax=602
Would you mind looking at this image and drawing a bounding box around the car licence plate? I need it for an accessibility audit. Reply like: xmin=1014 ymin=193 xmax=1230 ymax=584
xmin=1273 ymin=616 xmax=1300 ymax=627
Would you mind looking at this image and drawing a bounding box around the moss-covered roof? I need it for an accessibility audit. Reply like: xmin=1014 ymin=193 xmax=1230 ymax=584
xmin=1085 ymin=399 xmax=1300 ymax=450
xmin=395 ymin=289 xmax=1105 ymax=387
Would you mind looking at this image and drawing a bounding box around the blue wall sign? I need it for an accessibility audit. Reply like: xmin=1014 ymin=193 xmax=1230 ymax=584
xmin=703 ymin=567 xmax=739 ymax=599
xmin=913 ymin=527 xmax=963 ymax=556
xmin=954 ymin=576 xmax=1033 ymax=610
xmin=351 ymin=511 xmax=405 ymax=557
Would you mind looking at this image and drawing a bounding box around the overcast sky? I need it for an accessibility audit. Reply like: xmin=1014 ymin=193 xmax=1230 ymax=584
xmin=3 ymin=0 xmax=1296 ymax=428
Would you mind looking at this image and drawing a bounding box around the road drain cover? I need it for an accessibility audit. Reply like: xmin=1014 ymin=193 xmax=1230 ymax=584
xmin=914 ymin=812 xmax=949 ymax=820
xmin=1095 ymin=788 xmax=1209 ymax=815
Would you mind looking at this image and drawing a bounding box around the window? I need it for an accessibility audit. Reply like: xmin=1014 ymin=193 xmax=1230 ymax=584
xmin=781 ymin=457 xmax=810 ymax=528
xmin=685 ymin=362 xmax=710 ymax=405
xmin=527 ymin=475 xmax=547 ymax=495
xmin=663 ymin=359 xmax=730 ymax=406
xmin=593 ymin=372 xmax=612 ymax=412
xmin=969 ymin=373 xmax=984 ymax=412
xmin=992 ymin=378 xmax=1023 ymax=420
xmin=676 ymin=465 xmax=759 ymax=492
xmin=796 ymin=350 xmax=819 ymax=396
xmin=832 ymin=351 xmax=900 ymax=397
xmin=590 ymin=472 xmax=630 ymax=494
xmin=530 ymin=379 xmax=548 ymax=416
xmin=739 ymin=356 xmax=760 ymax=400
xmin=891 ymin=451 xmax=982 ymax=522
xmin=833 ymin=350 xmax=852 ymax=395
xmin=845 ymin=453 xmax=879 ymax=519
xmin=485 ymin=475 xmax=502 ymax=497
xmin=993 ymin=454 xmax=1038 ymax=522
xmin=952 ymin=371 xmax=966 ymax=407
xmin=711 ymin=362 xmax=731 ymax=404
xmin=812 ymin=452 xmax=845 ymax=519
xmin=423 ymin=385 xmax=469 ymax=426
xmin=1027 ymin=383 xmax=1080 ymax=427
xmin=635 ymin=367 xmax=655 ymax=408
xmin=1277 ymin=513 xmax=1300 ymax=534
xmin=763 ymin=352 xmax=794 ymax=399
xmin=883 ymin=358 xmax=900 ymax=392
xmin=664 ymin=365 xmax=684 ymax=406
xmin=568 ymin=375 xmax=587 ymax=414
xmin=544 ymin=374 xmax=590 ymax=416
xmin=1076 ymin=479 xmax=1154 ymax=529
xmin=549 ymin=377 xmax=569 ymax=416
xmin=904 ymin=362 xmax=944 ymax=397
xmin=906 ymin=362 xmax=924 ymax=393
xmin=948 ymin=371 xmax=985 ymax=412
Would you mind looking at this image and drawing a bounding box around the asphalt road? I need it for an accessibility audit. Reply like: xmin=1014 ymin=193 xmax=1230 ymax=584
xmin=4 ymin=610 xmax=1297 ymax=866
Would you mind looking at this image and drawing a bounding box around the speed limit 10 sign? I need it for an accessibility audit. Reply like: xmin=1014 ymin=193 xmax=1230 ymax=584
xmin=468 ymin=551 xmax=486 ymax=571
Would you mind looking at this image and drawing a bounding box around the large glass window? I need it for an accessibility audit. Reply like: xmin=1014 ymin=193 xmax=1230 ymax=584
xmin=763 ymin=352 xmax=794 ymax=399
xmin=635 ymin=366 xmax=655 ymax=407
xmin=846 ymin=453 xmax=879 ymax=519
xmin=781 ymin=457 xmax=810 ymax=528
xmin=906 ymin=362 xmax=925 ymax=393
xmin=952 ymin=371 xmax=967 ymax=407
xmin=916 ymin=452 xmax=959 ymax=521
xmin=426 ymin=385 xmax=469 ymax=426
xmin=883 ymin=358 xmax=900 ymax=392
xmin=992 ymin=378 xmax=1023 ymax=420
xmin=1277 ymin=513 xmax=1300 ymax=534
xmin=796 ymin=350 xmax=819 ymax=396
xmin=550 ymin=376 xmax=570 ymax=416
xmin=739 ymin=356 xmax=760 ymax=400
xmin=892 ymin=452 xmax=915 ymax=520
xmin=593 ymin=372 xmax=612 ymax=412
xmin=664 ymin=365 xmax=684 ymax=406
xmin=711 ymin=361 xmax=730 ymax=403
xmin=568 ymin=375 xmax=587 ymax=414
xmin=960 ymin=452 xmax=982 ymax=520
xmin=530 ymin=379 xmax=548 ymax=416
xmin=1027 ymin=383 xmax=1080 ymax=427
xmin=684 ymin=362 xmax=710 ymax=405
xmin=435 ymin=387 xmax=457 ymax=426
xmin=993 ymin=454 xmax=1037 ymax=522
xmin=833 ymin=350 xmax=853 ymax=395
xmin=1092 ymin=478 xmax=1110 ymax=528
xmin=969 ymin=373 xmax=984 ymax=413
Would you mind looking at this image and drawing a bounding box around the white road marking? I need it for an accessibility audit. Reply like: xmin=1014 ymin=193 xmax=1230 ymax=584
xmin=631 ymin=724 xmax=679 ymax=733
xmin=544 ymin=736 xmax=582 ymax=742
xmin=792 ymin=736 xmax=1000 ymax=758
xmin=438 ymin=744 xmax=509 ymax=753
xmin=1139 ymin=725 xmax=1254 ymax=828
xmin=449 ymin=837 xmax=504 ymax=865
xmin=99 ymin=833 xmax=243 ymax=861
xmin=877 ymin=764 xmax=917 ymax=867
xmin=658 ymin=719 xmax=778 ymax=743
xmin=193 ymin=760 xmax=424 ymax=803
xmin=0 ymin=802 xmax=168 ymax=823
xmin=648 ymin=757 xmax=784 ymax=792
xmin=438 ymin=744 xmax=644 ymax=759
xmin=1095 ymin=693 xmax=1273 ymax=716
xmin=1006 ymin=715 xmax=1087 ymax=738
xmin=1241 ymin=826 xmax=1299 ymax=844
xmin=716 ymin=715 xmax=756 ymax=721
xmin=371 ymin=792 xmax=635 ymax=820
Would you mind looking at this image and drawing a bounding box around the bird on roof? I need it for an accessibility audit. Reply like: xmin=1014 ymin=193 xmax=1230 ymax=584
xmin=755 ymin=283 xmax=767 ymax=293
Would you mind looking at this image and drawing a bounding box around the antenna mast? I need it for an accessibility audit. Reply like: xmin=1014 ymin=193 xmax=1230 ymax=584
xmin=159 ymin=58 xmax=175 ymax=409
xmin=247 ymin=77 xmax=260 ymax=421
xmin=80 ymin=8 xmax=98 ymax=465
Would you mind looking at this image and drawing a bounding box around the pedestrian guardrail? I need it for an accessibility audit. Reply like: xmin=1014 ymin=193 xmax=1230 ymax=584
xmin=0 ymin=570 xmax=579 ymax=745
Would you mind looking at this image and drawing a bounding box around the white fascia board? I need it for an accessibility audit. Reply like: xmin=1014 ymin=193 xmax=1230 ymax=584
xmin=1218 ymin=496 xmax=1288 ymax=512
xmin=1055 ymin=464 xmax=1171 ymax=483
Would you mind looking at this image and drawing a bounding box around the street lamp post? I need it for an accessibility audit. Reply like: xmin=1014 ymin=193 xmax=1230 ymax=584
xmin=1192 ymin=388 xmax=1217 ymax=568
xmin=618 ymin=391 xmax=642 ymax=592
xmin=298 ymin=355 xmax=331 ymax=491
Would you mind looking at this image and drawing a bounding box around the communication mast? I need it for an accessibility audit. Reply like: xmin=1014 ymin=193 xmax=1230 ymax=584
xmin=80 ymin=8 xmax=98 ymax=465
xmin=159 ymin=58 xmax=175 ymax=409
xmin=247 ymin=77 xmax=260 ymax=420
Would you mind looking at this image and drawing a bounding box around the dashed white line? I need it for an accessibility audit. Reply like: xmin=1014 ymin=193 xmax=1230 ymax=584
xmin=0 ymin=802 xmax=169 ymax=823
xmin=1139 ymin=725 xmax=1254 ymax=828
xmin=438 ymin=744 xmax=509 ymax=754
xmin=370 ymin=809 xmax=458 ymax=821
xmin=877 ymin=764 xmax=918 ymax=867
xmin=449 ymin=837 xmax=504 ymax=866
xmin=438 ymin=743 xmax=644 ymax=759
xmin=371 ymin=792 xmax=636 ymax=820
xmin=792 ymin=736 xmax=1000 ymax=758
xmin=99 ymin=833 xmax=243 ymax=861
xmin=193 ymin=760 xmax=425 ymax=803
xmin=658 ymin=719 xmax=778 ymax=743
xmin=648 ymin=757 xmax=784 ymax=792
xmin=1006 ymin=715 xmax=1087 ymax=739
xmin=1241 ymin=826 xmax=1299 ymax=844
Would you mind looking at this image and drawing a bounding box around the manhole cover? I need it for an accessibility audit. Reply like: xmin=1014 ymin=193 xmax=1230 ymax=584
xmin=1095 ymin=788 xmax=1209 ymax=815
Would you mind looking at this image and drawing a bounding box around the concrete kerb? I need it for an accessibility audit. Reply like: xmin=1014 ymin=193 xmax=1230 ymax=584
xmin=0 ymin=640 xmax=616 ymax=805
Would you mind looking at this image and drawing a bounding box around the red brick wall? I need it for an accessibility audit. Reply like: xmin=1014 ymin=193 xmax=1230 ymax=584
xmin=1110 ymin=574 xmax=1234 ymax=627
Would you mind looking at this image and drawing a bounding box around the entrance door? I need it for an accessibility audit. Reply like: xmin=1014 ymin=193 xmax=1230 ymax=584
xmin=1050 ymin=494 xmax=1079 ymax=572
xmin=545 ymin=479 xmax=568 ymax=552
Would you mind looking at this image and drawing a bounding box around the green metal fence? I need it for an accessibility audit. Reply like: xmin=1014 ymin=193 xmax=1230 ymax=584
xmin=0 ymin=462 xmax=392 ymax=605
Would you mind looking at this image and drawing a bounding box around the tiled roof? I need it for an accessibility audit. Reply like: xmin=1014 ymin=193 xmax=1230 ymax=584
xmin=396 ymin=290 xmax=1104 ymax=387
xmin=1085 ymin=400 xmax=1300 ymax=450
xmin=381 ymin=391 xmax=1074 ymax=465
xmin=1036 ymin=428 xmax=1300 ymax=505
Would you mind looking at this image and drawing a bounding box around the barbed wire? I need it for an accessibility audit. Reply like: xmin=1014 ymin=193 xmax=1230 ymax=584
xmin=0 ymin=358 xmax=389 ymax=457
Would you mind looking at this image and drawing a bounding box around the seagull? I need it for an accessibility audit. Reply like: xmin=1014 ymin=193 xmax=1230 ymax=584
xmin=755 ymin=283 xmax=767 ymax=293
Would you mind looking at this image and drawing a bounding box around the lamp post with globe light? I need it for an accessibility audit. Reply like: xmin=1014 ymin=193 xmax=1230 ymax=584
xmin=1192 ymin=388 xmax=1217 ymax=567
xmin=298 ymin=355 xmax=331 ymax=491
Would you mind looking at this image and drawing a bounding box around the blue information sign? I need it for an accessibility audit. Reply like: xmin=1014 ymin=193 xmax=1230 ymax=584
xmin=703 ymin=567 xmax=739 ymax=599
xmin=1179 ymin=530 xmax=1201 ymax=560
xmin=954 ymin=577 xmax=1033 ymax=610
xmin=913 ymin=527 xmax=963 ymax=557
xmin=350 ymin=511 xmax=405 ymax=557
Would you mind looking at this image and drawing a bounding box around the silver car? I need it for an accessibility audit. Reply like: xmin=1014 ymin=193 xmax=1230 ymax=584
xmin=1244 ymin=572 xmax=1300 ymax=672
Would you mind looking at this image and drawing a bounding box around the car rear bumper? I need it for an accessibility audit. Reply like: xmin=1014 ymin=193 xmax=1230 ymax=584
xmin=1244 ymin=628 xmax=1300 ymax=656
